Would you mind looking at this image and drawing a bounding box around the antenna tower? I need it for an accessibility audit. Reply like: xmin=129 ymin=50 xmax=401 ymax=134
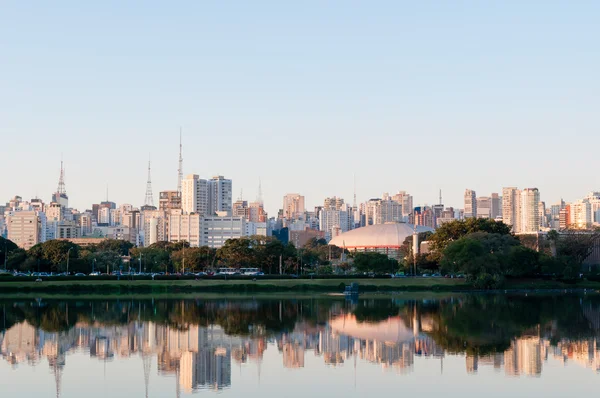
xmin=57 ymin=159 xmax=66 ymax=194
xmin=144 ymin=159 xmax=154 ymax=206
xmin=439 ymin=189 xmax=442 ymax=205
xmin=353 ymin=174 xmax=357 ymax=208
xmin=257 ymin=178 xmax=263 ymax=204
xmin=177 ymin=128 xmax=183 ymax=197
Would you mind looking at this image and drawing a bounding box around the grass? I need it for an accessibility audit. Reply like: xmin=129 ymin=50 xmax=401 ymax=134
xmin=0 ymin=277 xmax=470 ymax=294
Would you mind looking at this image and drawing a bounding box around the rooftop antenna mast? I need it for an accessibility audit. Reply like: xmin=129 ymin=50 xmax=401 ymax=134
xmin=144 ymin=157 xmax=154 ymax=206
xmin=257 ymin=177 xmax=264 ymax=205
xmin=353 ymin=173 xmax=357 ymax=209
xmin=177 ymin=128 xmax=183 ymax=197
xmin=439 ymin=189 xmax=442 ymax=205
xmin=57 ymin=156 xmax=66 ymax=194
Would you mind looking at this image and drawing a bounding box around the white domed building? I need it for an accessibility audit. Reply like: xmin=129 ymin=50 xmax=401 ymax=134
xmin=328 ymin=222 xmax=434 ymax=260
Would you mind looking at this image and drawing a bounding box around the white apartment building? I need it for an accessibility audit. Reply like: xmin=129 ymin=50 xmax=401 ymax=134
xmin=208 ymin=176 xmax=233 ymax=215
xmin=181 ymin=174 xmax=209 ymax=215
xmin=168 ymin=213 xmax=202 ymax=247
xmin=142 ymin=210 xmax=168 ymax=247
xmin=520 ymin=188 xmax=541 ymax=233
xmin=464 ymin=189 xmax=477 ymax=219
xmin=570 ymin=200 xmax=593 ymax=229
xmin=7 ymin=211 xmax=41 ymax=250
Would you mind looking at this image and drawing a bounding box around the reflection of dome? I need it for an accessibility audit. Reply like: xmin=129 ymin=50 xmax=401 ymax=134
xmin=329 ymin=314 xmax=414 ymax=344
xmin=329 ymin=223 xmax=433 ymax=250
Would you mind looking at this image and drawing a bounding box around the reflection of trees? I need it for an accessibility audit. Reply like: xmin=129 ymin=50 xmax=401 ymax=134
xmin=2 ymin=295 xmax=600 ymax=356
xmin=425 ymin=295 xmax=599 ymax=355
xmin=352 ymin=300 xmax=400 ymax=323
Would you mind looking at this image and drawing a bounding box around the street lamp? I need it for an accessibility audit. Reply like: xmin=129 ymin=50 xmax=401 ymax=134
xmin=66 ymin=247 xmax=73 ymax=275
xmin=139 ymin=253 xmax=143 ymax=275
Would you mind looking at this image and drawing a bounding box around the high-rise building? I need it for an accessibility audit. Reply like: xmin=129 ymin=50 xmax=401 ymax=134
xmin=502 ymin=187 xmax=521 ymax=232
xmin=181 ymin=174 xmax=209 ymax=215
xmin=207 ymin=176 xmax=232 ymax=215
xmin=392 ymin=191 xmax=413 ymax=219
xmin=283 ymin=194 xmax=306 ymax=220
xmin=570 ymin=200 xmax=592 ymax=229
xmin=464 ymin=189 xmax=477 ymax=219
xmin=7 ymin=211 xmax=41 ymax=250
xmin=520 ymin=188 xmax=540 ymax=233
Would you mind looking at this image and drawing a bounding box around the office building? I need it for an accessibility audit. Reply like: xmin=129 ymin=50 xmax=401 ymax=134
xmin=476 ymin=197 xmax=492 ymax=219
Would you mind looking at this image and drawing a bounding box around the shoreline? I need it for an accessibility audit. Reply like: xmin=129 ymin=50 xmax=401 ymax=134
xmin=0 ymin=277 xmax=599 ymax=294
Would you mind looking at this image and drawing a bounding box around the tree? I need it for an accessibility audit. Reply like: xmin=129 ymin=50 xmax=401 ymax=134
xmin=172 ymin=247 xmax=216 ymax=273
xmin=0 ymin=237 xmax=19 ymax=267
xmin=93 ymin=239 xmax=134 ymax=256
xmin=27 ymin=240 xmax=80 ymax=272
xmin=441 ymin=232 xmax=521 ymax=287
xmin=353 ymin=252 xmax=398 ymax=274
xmin=429 ymin=219 xmax=512 ymax=257
xmin=92 ymin=250 xmax=122 ymax=274
xmin=556 ymin=231 xmax=600 ymax=266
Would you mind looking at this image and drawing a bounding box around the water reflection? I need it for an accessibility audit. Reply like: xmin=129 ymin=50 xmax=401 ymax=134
xmin=1 ymin=295 xmax=599 ymax=396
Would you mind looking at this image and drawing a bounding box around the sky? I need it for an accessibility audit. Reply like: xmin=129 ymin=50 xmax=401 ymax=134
xmin=1 ymin=0 xmax=599 ymax=215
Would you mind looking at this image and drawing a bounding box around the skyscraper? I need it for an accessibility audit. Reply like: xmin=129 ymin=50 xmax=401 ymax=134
xmin=520 ymin=188 xmax=540 ymax=233
xmin=464 ymin=189 xmax=477 ymax=219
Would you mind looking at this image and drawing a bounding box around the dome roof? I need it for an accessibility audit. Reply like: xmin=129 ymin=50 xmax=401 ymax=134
xmin=329 ymin=223 xmax=434 ymax=248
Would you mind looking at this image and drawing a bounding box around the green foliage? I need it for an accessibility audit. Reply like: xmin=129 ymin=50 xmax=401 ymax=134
xmin=441 ymin=232 xmax=532 ymax=287
xmin=171 ymin=246 xmax=217 ymax=273
xmin=0 ymin=237 xmax=19 ymax=259
xmin=353 ymin=252 xmax=399 ymax=274
xmin=90 ymin=239 xmax=134 ymax=256
xmin=27 ymin=240 xmax=80 ymax=272
xmin=429 ymin=219 xmax=512 ymax=256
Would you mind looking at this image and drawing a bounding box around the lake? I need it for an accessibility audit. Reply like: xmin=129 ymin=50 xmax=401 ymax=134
xmin=1 ymin=293 xmax=599 ymax=397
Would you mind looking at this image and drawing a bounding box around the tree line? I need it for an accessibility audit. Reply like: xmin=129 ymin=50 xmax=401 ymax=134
xmin=0 ymin=236 xmax=347 ymax=274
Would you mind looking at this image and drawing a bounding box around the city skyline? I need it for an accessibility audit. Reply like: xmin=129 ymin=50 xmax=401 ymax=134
xmin=2 ymin=2 xmax=600 ymax=215
xmin=2 ymin=157 xmax=598 ymax=219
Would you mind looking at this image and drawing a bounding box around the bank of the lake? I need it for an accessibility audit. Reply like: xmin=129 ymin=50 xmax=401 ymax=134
xmin=0 ymin=277 xmax=600 ymax=294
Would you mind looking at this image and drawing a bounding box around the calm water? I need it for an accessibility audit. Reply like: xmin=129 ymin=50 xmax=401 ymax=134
xmin=1 ymin=294 xmax=599 ymax=397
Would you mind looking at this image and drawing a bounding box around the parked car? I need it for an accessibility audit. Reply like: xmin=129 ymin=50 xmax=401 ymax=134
xmin=74 ymin=273 xmax=86 ymax=277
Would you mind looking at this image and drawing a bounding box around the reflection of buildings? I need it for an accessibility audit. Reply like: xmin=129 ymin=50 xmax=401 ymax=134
xmin=504 ymin=337 xmax=545 ymax=377
xmin=3 ymin=300 xmax=600 ymax=398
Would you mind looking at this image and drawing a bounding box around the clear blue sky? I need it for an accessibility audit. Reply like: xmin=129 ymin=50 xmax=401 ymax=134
xmin=1 ymin=0 xmax=598 ymax=215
